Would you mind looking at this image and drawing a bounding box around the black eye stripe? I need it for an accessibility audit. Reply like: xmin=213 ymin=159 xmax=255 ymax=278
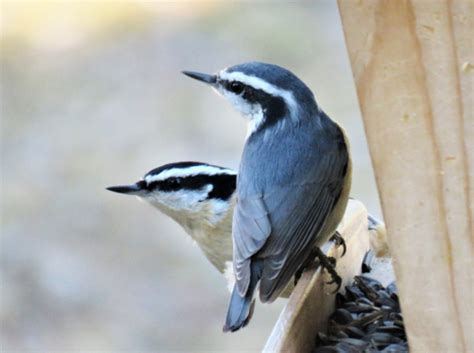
xmin=207 ymin=174 xmax=236 ymax=201
xmin=147 ymin=174 xmax=236 ymax=201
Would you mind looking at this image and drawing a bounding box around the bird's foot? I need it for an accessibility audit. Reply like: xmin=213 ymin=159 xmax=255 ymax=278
xmin=315 ymin=247 xmax=342 ymax=293
xmin=326 ymin=256 xmax=337 ymax=267
xmin=330 ymin=231 xmax=346 ymax=257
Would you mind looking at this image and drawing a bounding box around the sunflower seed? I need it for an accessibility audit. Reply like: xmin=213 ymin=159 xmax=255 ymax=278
xmin=331 ymin=309 xmax=354 ymax=325
xmin=343 ymin=326 xmax=366 ymax=339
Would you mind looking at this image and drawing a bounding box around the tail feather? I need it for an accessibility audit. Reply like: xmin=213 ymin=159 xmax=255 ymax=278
xmin=223 ymin=261 xmax=262 ymax=332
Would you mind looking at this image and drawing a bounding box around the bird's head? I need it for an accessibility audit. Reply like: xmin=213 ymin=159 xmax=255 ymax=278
xmin=107 ymin=162 xmax=236 ymax=228
xmin=183 ymin=62 xmax=319 ymax=136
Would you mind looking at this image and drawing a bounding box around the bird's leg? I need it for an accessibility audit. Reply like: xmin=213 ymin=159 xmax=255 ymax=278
xmin=314 ymin=247 xmax=342 ymax=293
xmin=330 ymin=231 xmax=346 ymax=257
xmin=294 ymin=248 xmax=320 ymax=285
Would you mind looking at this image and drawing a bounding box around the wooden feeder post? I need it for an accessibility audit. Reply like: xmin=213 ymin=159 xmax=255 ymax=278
xmin=337 ymin=1 xmax=472 ymax=352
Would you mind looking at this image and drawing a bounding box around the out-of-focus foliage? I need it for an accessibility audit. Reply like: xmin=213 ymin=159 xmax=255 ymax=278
xmin=1 ymin=1 xmax=381 ymax=351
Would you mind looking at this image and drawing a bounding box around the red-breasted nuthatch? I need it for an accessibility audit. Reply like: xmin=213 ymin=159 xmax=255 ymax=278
xmin=183 ymin=62 xmax=352 ymax=331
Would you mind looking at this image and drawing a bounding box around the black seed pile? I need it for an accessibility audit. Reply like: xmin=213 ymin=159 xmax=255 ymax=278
xmin=313 ymin=276 xmax=408 ymax=353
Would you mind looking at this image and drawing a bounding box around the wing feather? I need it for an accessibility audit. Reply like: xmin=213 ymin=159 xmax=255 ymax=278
xmin=232 ymin=196 xmax=271 ymax=295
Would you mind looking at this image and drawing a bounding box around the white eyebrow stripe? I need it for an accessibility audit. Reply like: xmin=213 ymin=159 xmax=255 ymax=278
xmin=145 ymin=165 xmax=236 ymax=184
xmin=219 ymin=70 xmax=297 ymax=112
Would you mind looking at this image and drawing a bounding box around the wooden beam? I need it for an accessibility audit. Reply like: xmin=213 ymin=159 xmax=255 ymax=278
xmin=337 ymin=1 xmax=473 ymax=352
xmin=263 ymin=200 xmax=371 ymax=353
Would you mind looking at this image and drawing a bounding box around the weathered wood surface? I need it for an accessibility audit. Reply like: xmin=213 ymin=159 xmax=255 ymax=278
xmin=263 ymin=200 xmax=371 ymax=353
xmin=338 ymin=1 xmax=473 ymax=352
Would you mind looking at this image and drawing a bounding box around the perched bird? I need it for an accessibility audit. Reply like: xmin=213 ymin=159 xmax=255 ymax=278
xmin=107 ymin=162 xmax=385 ymax=294
xmin=183 ymin=62 xmax=352 ymax=332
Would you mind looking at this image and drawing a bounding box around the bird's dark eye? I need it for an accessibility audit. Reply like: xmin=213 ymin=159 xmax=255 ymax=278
xmin=171 ymin=178 xmax=181 ymax=185
xmin=229 ymin=81 xmax=245 ymax=94
xmin=165 ymin=178 xmax=181 ymax=188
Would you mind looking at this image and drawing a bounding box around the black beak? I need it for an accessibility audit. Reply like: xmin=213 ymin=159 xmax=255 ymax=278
xmin=106 ymin=182 xmax=144 ymax=195
xmin=182 ymin=70 xmax=217 ymax=85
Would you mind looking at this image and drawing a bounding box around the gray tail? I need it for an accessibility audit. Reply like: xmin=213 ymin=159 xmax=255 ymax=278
xmin=223 ymin=261 xmax=262 ymax=333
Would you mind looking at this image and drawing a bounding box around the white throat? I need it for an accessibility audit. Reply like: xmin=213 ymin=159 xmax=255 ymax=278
xmin=212 ymin=86 xmax=264 ymax=138
xmin=217 ymin=69 xmax=299 ymax=136
xmin=142 ymin=192 xmax=235 ymax=273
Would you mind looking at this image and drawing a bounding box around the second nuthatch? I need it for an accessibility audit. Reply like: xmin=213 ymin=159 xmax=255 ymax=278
xmin=108 ymin=162 xmax=236 ymax=276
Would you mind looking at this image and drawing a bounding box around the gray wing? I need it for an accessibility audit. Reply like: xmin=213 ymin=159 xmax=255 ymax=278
xmin=258 ymin=164 xmax=341 ymax=302
xmin=232 ymin=195 xmax=271 ymax=296
xmin=233 ymin=120 xmax=349 ymax=301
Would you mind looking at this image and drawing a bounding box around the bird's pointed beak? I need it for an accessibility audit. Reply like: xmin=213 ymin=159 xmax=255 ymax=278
xmin=182 ymin=70 xmax=217 ymax=85
xmin=106 ymin=182 xmax=145 ymax=196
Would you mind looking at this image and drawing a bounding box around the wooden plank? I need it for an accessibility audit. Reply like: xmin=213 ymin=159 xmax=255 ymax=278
xmin=263 ymin=200 xmax=370 ymax=353
xmin=451 ymin=0 xmax=474 ymax=223
xmin=337 ymin=1 xmax=473 ymax=352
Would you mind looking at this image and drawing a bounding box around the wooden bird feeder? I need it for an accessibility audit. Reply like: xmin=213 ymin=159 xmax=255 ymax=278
xmin=264 ymin=1 xmax=472 ymax=352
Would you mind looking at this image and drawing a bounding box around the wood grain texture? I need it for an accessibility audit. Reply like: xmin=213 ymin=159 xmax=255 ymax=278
xmin=337 ymin=1 xmax=473 ymax=352
xmin=263 ymin=200 xmax=370 ymax=353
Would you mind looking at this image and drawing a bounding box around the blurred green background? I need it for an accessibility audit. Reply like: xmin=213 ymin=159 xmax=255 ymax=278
xmin=1 ymin=1 xmax=381 ymax=352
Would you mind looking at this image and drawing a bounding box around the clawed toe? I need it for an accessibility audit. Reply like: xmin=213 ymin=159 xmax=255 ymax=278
xmin=326 ymin=274 xmax=342 ymax=293
xmin=330 ymin=231 xmax=347 ymax=257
